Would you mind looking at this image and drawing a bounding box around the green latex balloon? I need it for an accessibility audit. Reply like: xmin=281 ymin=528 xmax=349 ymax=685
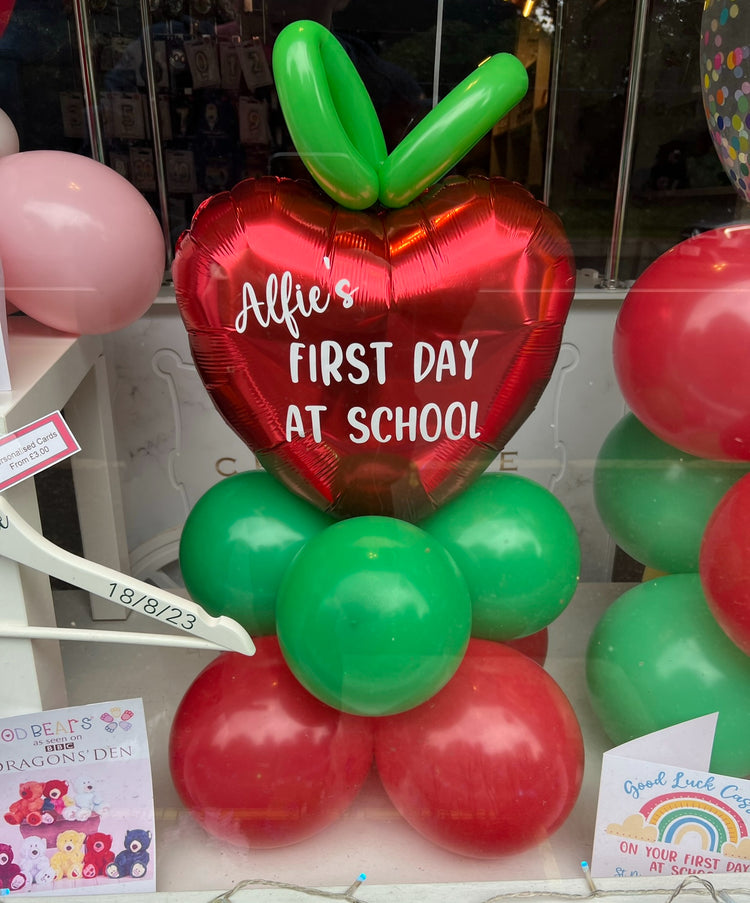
xmin=586 ymin=573 xmax=750 ymax=776
xmin=594 ymin=413 xmax=750 ymax=574
xmin=272 ymin=20 xmax=387 ymax=209
xmin=179 ymin=471 xmax=334 ymax=635
xmin=378 ymin=53 xmax=529 ymax=208
xmin=276 ymin=516 xmax=471 ymax=716
xmin=419 ymin=473 xmax=580 ymax=641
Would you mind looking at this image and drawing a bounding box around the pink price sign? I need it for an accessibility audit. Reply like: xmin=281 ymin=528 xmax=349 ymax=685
xmin=0 ymin=411 xmax=80 ymax=492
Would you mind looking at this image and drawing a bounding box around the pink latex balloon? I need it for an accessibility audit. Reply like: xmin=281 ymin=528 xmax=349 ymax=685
xmin=0 ymin=109 xmax=19 ymax=158
xmin=0 ymin=151 xmax=165 ymax=334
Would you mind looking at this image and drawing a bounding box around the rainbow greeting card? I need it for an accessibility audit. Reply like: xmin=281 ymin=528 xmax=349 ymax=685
xmin=590 ymin=714 xmax=750 ymax=879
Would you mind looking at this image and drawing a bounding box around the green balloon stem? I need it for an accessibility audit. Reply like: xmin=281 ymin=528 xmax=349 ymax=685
xmin=272 ymin=22 xmax=529 ymax=209
xmin=272 ymin=20 xmax=386 ymax=209
xmin=379 ymin=54 xmax=529 ymax=208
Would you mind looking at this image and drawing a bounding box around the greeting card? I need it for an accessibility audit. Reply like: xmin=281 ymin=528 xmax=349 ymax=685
xmin=591 ymin=714 xmax=750 ymax=880
xmin=0 ymin=698 xmax=155 ymax=895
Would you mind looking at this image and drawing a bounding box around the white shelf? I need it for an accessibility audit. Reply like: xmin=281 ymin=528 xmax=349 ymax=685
xmin=22 ymin=873 xmax=750 ymax=903
xmin=0 ymin=317 xmax=101 ymax=432
xmin=0 ymin=318 xmax=117 ymax=716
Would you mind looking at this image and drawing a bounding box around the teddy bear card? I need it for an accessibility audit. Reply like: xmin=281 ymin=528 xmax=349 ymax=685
xmin=0 ymin=698 xmax=155 ymax=895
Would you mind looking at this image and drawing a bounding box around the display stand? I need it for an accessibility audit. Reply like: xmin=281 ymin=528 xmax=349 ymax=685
xmin=2 ymin=318 xmax=743 ymax=903
xmin=0 ymin=316 xmax=133 ymax=714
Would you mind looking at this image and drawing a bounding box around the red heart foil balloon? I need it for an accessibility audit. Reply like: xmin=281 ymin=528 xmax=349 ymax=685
xmin=173 ymin=175 xmax=574 ymax=520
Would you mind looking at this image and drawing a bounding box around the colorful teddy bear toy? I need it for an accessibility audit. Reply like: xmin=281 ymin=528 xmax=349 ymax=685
xmin=32 ymin=866 xmax=55 ymax=891
xmin=62 ymin=775 xmax=104 ymax=821
xmin=42 ymin=780 xmax=70 ymax=821
xmin=18 ymin=835 xmax=51 ymax=886
xmin=0 ymin=843 xmax=26 ymax=891
xmin=50 ymin=829 xmax=86 ymax=880
xmin=3 ymin=781 xmax=45 ymax=826
xmin=106 ymin=829 xmax=151 ymax=879
xmin=82 ymin=833 xmax=114 ymax=878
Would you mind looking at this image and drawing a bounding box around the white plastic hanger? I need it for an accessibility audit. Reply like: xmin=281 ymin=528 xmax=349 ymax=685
xmin=0 ymin=494 xmax=255 ymax=656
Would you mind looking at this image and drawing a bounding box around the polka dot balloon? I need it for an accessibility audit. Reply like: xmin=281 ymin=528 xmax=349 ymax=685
xmin=701 ymin=0 xmax=750 ymax=201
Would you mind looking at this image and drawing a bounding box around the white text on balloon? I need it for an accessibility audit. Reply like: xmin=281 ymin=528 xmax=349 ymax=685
xmin=414 ymin=339 xmax=479 ymax=383
xmin=347 ymin=402 xmax=481 ymax=444
xmin=236 ymin=269 xmax=359 ymax=338
xmin=289 ymin=341 xmax=393 ymax=385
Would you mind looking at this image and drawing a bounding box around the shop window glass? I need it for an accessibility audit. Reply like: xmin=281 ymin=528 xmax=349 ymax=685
xmin=2 ymin=0 xmax=744 ymax=281
xmin=2 ymin=1 xmax=749 ymax=893
xmin=617 ymin=0 xmax=749 ymax=282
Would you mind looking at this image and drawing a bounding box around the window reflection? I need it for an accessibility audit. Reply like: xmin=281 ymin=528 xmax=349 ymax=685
xmin=0 ymin=0 xmax=745 ymax=279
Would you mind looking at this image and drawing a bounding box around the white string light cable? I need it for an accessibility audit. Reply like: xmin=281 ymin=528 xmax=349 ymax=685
xmin=0 ymin=493 xmax=255 ymax=655
xmin=204 ymin=870 xmax=750 ymax=903
xmin=208 ymin=874 xmax=369 ymax=903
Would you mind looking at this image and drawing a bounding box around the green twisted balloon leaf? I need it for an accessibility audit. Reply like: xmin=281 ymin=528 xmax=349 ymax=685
xmin=272 ymin=20 xmax=529 ymax=210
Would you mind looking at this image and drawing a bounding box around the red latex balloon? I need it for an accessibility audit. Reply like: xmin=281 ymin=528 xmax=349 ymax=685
xmin=0 ymin=0 xmax=15 ymax=39
xmin=173 ymin=175 xmax=574 ymax=521
xmin=701 ymin=473 xmax=750 ymax=655
xmin=614 ymin=226 xmax=750 ymax=461
xmin=505 ymin=628 xmax=548 ymax=667
xmin=374 ymin=638 xmax=584 ymax=858
xmin=168 ymin=637 xmax=374 ymax=849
